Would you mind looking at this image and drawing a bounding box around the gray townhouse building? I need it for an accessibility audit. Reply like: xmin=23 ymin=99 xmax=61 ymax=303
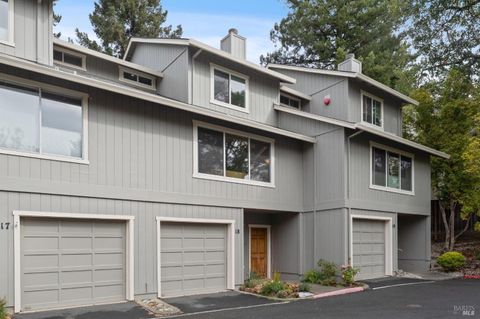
xmin=0 ymin=0 xmax=449 ymax=314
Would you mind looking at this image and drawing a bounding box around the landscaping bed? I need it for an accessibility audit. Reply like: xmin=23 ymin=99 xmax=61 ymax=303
xmin=432 ymin=234 xmax=480 ymax=277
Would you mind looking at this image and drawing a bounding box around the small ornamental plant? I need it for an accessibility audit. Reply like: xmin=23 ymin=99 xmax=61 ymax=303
xmin=341 ymin=265 xmax=359 ymax=286
xmin=437 ymin=251 xmax=466 ymax=272
xmin=0 ymin=298 xmax=7 ymax=319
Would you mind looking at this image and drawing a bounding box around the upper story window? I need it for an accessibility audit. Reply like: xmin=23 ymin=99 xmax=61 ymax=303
xmin=371 ymin=143 xmax=413 ymax=194
xmin=119 ymin=66 xmax=156 ymax=90
xmin=0 ymin=0 xmax=14 ymax=45
xmin=53 ymin=47 xmax=87 ymax=70
xmin=193 ymin=121 xmax=274 ymax=187
xmin=0 ymin=76 xmax=88 ymax=163
xmin=362 ymin=91 xmax=383 ymax=128
xmin=280 ymin=93 xmax=301 ymax=109
xmin=210 ymin=64 xmax=249 ymax=113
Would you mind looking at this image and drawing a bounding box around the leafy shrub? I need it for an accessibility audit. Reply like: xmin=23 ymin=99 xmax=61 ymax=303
xmin=299 ymin=282 xmax=311 ymax=292
xmin=317 ymin=259 xmax=337 ymax=281
xmin=261 ymin=280 xmax=286 ymax=296
xmin=341 ymin=265 xmax=359 ymax=286
xmin=437 ymin=252 xmax=466 ymax=272
xmin=244 ymin=272 xmax=263 ymax=289
xmin=0 ymin=298 xmax=7 ymax=319
xmin=303 ymin=269 xmax=322 ymax=283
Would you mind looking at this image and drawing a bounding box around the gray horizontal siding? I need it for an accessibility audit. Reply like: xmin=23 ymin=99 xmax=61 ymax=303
xmin=0 ymin=68 xmax=305 ymax=212
xmin=0 ymin=0 xmax=52 ymax=64
xmin=193 ymin=52 xmax=280 ymax=125
xmin=348 ymin=133 xmax=431 ymax=214
xmin=0 ymin=191 xmax=243 ymax=307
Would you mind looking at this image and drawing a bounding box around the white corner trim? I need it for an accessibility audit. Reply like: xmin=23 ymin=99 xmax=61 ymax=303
xmin=369 ymin=141 xmax=415 ymax=195
xmin=13 ymin=211 xmax=135 ymax=313
xmin=349 ymin=214 xmax=393 ymax=277
xmin=156 ymin=217 xmax=236 ymax=298
xmin=248 ymin=224 xmax=272 ymax=278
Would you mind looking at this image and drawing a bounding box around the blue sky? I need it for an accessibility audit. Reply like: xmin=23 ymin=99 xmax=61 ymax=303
xmin=54 ymin=0 xmax=290 ymax=62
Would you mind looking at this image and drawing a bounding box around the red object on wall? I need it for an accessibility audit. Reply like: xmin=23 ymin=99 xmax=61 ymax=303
xmin=324 ymin=95 xmax=331 ymax=105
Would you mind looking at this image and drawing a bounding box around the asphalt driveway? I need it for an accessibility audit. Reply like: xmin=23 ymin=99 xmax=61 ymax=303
xmin=179 ymin=279 xmax=480 ymax=319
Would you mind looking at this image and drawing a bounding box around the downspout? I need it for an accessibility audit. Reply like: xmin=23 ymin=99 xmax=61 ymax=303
xmin=346 ymin=130 xmax=363 ymax=265
xmin=190 ymin=49 xmax=203 ymax=105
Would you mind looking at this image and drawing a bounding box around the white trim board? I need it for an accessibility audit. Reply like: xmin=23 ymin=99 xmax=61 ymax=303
xmin=361 ymin=90 xmax=384 ymax=130
xmin=0 ymin=0 xmax=15 ymax=46
xmin=248 ymin=224 xmax=272 ymax=278
xmin=155 ymin=217 xmax=236 ymax=298
xmin=13 ymin=210 xmax=135 ymax=313
xmin=210 ymin=63 xmax=250 ymax=113
xmin=349 ymin=214 xmax=393 ymax=278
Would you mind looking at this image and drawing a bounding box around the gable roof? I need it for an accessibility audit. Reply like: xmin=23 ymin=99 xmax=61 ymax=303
xmin=124 ymin=38 xmax=296 ymax=84
xmin=53 ymin=39 xmax=164 ymax=78
xmin=0 ymin=52 xmax=314 ymax=144
xmin=267 ymin=64 xmax=418 ymax=106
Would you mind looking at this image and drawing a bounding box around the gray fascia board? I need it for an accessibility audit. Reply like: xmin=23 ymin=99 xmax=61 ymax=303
xmin=0 ymin=53 xmax=315 ymax=143
xmin=124 ymin=38 xmax=296 ymax=84
xmin=268 ymin=64 xmax=419 ymax=106
xmin=53 ymin=39 xmax=164 ymax=78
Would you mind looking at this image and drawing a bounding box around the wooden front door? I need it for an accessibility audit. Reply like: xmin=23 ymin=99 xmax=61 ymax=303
xmin=250 ymin=227 xmax=268 ymax=278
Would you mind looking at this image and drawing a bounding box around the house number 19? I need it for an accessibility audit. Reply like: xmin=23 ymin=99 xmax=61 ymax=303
xmin=0 ymin=222 xmax=10 ymax=230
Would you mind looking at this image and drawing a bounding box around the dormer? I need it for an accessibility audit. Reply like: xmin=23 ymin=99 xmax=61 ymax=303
xmin=0 ymin=0 xmax=54 ymax=65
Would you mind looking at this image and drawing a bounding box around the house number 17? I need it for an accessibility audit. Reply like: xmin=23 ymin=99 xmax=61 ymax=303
xmin=0 ymin=222 xmax=10 ymax=230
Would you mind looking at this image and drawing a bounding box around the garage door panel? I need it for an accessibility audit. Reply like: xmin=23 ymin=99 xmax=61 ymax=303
xmin=160 ymin=222 xmax=228 ymax=297
xmin=353 ymin=218 xmax=387 ymax=280
xmin=21 ymin=218 xmax=126 ymax=311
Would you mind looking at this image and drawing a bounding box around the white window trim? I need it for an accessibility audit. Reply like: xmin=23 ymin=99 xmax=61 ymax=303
xmin=192 ymin=120 xmax=275 ymax=188
xmin=118 ymin=66 xmax=156 ymax=91
xmin=0 ymin=0 xmax=14 ymax=47
xmin=279 ymin=92 xmax=301 ymax=109
xmin=248 ymin=224 xmax=271 ymax=279
xmin=53 ymin=46 xmax=87 ymax=71
xmin=0 ymin=73 xmax=89 ymax=164
xmin=13 ymin=210 xmax=135 ymax=313
xmin=210 ymin=63 xmax=250 ymax=113
xmin=349 ymin=214 xmax=393 ymax=277
xmin=369 ymin=141 xmax=415 ymax=196
xmin=361 ymin=90 xmax=384 ymax=129
xmin=156 ymin=217 xmax=235 ymax=298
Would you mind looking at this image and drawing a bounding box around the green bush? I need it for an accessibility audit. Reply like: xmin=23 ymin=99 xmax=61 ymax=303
xmin=0 ymin=298 xmax=7 ymax=319
xmin=244 ymin=272 xmax=262 ymax=288
xmin=299 ymin=282 xmax=311 ymax=292
xmin=261 ymin=280 xmax=286 ymax=296
xmin=341 ymin=265 xmax=359 ymax=286
xmin=437 ymin=251 xmax=466 ymax=272
xmin=317 ymin=259 xmax=337 ymax=281
xmin=303 ymin=269 xmax=322 ymax=283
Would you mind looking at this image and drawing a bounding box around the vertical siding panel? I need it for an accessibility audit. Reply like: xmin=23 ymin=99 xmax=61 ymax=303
xmin=106 ymin=100 xmax=115 ymax=186
xmin=122 ymin=100 xmax=131 ymax=188
xmin=137 ymin=101 xmax=146 ymax=189
xmin=114 ymin=94 xmax=123 ymax=187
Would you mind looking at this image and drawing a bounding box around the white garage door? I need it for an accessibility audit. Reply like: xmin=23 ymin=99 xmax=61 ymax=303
xmin=160 ymin=222 xmax=228 ymax=297
xmin=352 ymin=218 xmax=386 ymax=280
xmin=21 ymin=218 xmax=126 ymax=312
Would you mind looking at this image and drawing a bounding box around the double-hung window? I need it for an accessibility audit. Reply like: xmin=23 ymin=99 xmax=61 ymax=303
xmin=194 ymin=122 xmax=274 ymax=186
xmin=0 ymin=0 xmax=14 ymax=45
xmin=0 ymin=76 xmax=87 ymax=163
xmin=210 ymin=64 xmax=248 ymax=112
xmin=362 ymin=92 xmax=383 ymax=128
xmin=371 ymin=143 xmax=413 ymax=194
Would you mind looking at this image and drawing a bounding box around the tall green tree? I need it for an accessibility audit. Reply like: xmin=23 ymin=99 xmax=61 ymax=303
xmin=53 ymin=0 xmax=62 ymax=38
xmin=75 ymin=0 xmax=182 ymax=58
xmin=261 ymin=0 xmax=416 ymax=91
xmin=403 ymin=70 xmax=480 ymax=251
xmin=409 ymin=0 xmax=480 ymax=80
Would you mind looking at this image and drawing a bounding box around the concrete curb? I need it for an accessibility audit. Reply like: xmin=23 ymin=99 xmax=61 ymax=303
xmin=312 ymin=287 xmax=364 ymax=299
